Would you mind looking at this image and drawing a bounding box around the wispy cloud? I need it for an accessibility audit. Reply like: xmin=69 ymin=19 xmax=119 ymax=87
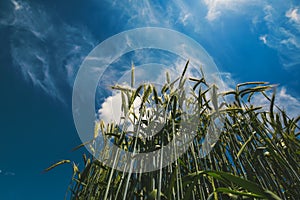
xmin=260 ymin=4 xmax=300 ymax=68
xmin=1 ymin=0 xmax=96 ymax=103
xmin=107 ymin=0 xmax=164 ymax=27
xmin=105 ymin=0 xmax=207 ymax=33
xmin=11 ymin=0 xmax=22 ymax=10
xmin=0 ymin=169 xmax=15 ymax=176
xmin=263 ymin=4 xmax=274 ymax=23
xmin=286 ymin=7 xmax=300 ymax=24
xmin=203 ymin=0 xmax=261 ymax=21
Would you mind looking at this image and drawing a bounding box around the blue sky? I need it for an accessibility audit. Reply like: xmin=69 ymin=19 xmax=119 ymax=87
xmin=0 ymin=0 xmax=300 ymax=199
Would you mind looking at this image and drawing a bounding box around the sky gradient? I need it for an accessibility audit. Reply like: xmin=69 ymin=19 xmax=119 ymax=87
xmin=1 ymin=0 xmax=300 ymax=199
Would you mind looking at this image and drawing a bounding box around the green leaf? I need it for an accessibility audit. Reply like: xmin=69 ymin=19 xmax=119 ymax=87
xmin=216 ymin=187 xmax=264 ymax=198
xmin=236 ymin=132 xmax=256 ymax=159
xmin=179 ymin=60 xmax=189 ymax=86
xmin=205 ymin=171 xmax=281 ymax=199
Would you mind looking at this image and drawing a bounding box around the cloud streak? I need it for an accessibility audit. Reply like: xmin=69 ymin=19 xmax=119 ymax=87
xmin=105 ymin=0 xmax=208 ymax=33
xmin=1 ymin=0 xmax=96 ymax=103
xmin=0 ymin=169 xmax=15 ymax=176
xmin=261 ymin=4 xmax=300 ymax=68
xmin=203 ymin=0 xmax=261 ymax=21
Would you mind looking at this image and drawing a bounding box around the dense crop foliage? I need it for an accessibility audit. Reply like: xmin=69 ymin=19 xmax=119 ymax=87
xmin=48 ymin=62 xmax=300 ymax=199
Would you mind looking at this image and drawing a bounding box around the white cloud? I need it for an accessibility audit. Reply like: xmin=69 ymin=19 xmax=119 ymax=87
xmin=259 ymin=34 xmax=268 ymax=44
xmin=286 ymin=8 xmax=300 ymax=24
xmin=98 ymin=92 xmax=123 ymax=125
xmin=98 ymin=89 xmax=144 ymax=133
xmin=11 ymin=0 xmax=22 ymax=10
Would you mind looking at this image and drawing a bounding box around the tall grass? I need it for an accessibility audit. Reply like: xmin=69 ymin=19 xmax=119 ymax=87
xmin=50 ymin=61 xmax=299 ymax=199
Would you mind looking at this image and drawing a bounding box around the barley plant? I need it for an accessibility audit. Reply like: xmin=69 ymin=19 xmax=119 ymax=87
xmin=47 ymin=61 xmax=300 ymax=199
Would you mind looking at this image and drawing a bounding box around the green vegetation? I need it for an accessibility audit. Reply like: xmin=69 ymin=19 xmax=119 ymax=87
xmin=48 ymin=61 xmax=300 ymax=199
